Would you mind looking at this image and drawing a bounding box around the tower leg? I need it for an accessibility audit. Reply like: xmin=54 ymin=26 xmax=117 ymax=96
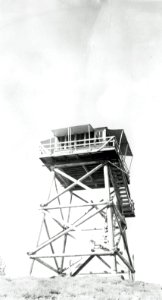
xmin=28 ymin=163 xmax=135 ymax=277
xmin=104 ymin=164 xmax=117 ymax=273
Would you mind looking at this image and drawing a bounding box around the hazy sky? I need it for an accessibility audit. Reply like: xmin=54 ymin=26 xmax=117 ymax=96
xmin=0 ymin=0 xmax=162 ymax=284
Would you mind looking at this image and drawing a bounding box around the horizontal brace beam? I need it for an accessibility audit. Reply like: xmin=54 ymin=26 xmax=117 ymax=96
xmin=81 ymin=228 xmax=103 ymax=231
xmin=30 ymin=251 xmax=114 ymax=258
xmin=75 ymin=272 xmax=129 ymax=276
xmin=50 ymin=161 xmax=102 ymax=168
xmin=41 ymin=202 xmax=111 ymax=210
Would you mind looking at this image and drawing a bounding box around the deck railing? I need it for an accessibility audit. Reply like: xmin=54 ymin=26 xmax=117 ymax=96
xmin=40 ymin=136 xmax=116 ymax=155
xmin=39 ymin=135 xmax=129 ymax=174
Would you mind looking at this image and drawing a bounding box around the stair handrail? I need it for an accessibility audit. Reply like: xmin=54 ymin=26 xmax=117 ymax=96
xmin=39 ymin=143 xmax=50 ymax=156
xmin=95 ymin=136 xmax=115 ymax=152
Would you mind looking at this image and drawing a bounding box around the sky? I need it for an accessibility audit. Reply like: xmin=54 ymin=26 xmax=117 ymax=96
xmin=0 ymin=0 xmax=162 ymax=284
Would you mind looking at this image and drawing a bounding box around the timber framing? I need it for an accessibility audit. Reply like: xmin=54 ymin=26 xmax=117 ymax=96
xmin=28 ymin=162 xmax=135 ymax=278
xmin=28 ymin=125 xmax=135 ymax=279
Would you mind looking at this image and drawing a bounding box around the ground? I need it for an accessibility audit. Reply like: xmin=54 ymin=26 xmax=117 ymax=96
xmin=0 ymin=276 xmax=162 ymax=300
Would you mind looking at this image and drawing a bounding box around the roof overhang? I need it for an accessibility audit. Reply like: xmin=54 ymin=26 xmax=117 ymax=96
xmin=108 ymin=129 xmax=132 ymax=156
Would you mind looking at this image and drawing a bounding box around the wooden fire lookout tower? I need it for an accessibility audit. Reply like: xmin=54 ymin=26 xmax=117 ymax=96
xmin=28 ymin=124 xmax=135 ymax=278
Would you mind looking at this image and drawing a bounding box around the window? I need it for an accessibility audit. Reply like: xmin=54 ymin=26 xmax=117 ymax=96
xmin=94 ymin=130 xmax=103 ymax=144
xmin=76 ymin=133 xmax=84 ymax=146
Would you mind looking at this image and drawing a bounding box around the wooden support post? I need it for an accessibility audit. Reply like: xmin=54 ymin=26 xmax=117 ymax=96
xmin=29 ymin=213 xmax=45 ymax=275
xmin=43 ymin=218 xmax=59 ymax=270
xmin=104 ymin=164 xmax=117 ymax=274
xmin=116 ymin=251 xmax=135 ymax=274
xmin=88 ymin=124 xmax=90 ymax=150
xmin=113 ymin=205 xmax=134 ymax=274
xmin=60 ymin=193 xmax=73 ymax=272
xmin=54 ymin=173 xmax=64 ymax=220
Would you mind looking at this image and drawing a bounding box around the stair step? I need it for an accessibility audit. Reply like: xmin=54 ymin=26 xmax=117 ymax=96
xmin=112 ymin=173 xmax=122 ymax=176
xmin=121 ymin=200 xmax=130 ymax=203
xmin=122 ymin=204 xmax=131 ymax=207
xmin=113 ymin=178 xmax=123 ymax=182
xmin=123 ymin=211 xmax=133 ymax=215
xmin=111 ymin=172 xmax=122 ymax=176
xmin=121 ymin=201 xmax=130 ymax=205
xmin=124 ymin=213 xmax=135 ymax=217
xmin=119 ymin=193 xmax=128 ymax=197
xmin=122 ymin=205 xmax=130 ymax=208
xmin=116 ymin=185 xmax=125 ymax=188
xmin=121 ymin=200 xmax=129 ymax=203
xmin=119 ymin=193 xmax=127 ymax=196
xmin=123 ymin=207 xmax=132 ymax=211
xmin=119 ymin=193 xmax=128 ymax=196
xmin=123 ymin=208 xmax=132 ymax=212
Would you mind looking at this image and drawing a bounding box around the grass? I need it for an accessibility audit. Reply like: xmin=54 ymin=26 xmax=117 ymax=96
xmin=0 ymin=276 xmax=162 ymax=300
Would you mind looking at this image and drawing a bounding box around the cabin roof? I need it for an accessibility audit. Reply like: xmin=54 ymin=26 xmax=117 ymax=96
xmin=51 ymin=124 xmax=93 ymax=137
xmin=108 ymin=129 xmax=132 ymax=156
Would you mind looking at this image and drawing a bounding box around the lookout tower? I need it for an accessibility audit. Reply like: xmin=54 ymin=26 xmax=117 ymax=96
xmin=28 ymin=124 xmax=135 ymax=278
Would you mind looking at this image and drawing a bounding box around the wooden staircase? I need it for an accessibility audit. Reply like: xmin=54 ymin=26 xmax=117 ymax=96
xmin=110 ymin=159 xmax=135 ymax=218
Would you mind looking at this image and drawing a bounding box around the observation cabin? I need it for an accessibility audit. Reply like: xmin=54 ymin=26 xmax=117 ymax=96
xmin=39 ymin=124 xmax=135 ymax=218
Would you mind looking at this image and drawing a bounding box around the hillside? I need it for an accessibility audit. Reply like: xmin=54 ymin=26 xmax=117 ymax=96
xmin=0 ymin=276 xmax=162 ymax=300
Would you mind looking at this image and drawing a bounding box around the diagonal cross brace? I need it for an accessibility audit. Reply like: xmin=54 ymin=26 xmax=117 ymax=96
xmin=28 ymin=203 xmax=109 ymax=255
xmin=43 ymin=210 xmax=75 ymax=240
xmin=55 ymin=168 xmax=91 ymax=191
xmin=42 ymin=163 xmax=104 ymax=207
xmin=71 ymin=255 xmax=95 ymax=276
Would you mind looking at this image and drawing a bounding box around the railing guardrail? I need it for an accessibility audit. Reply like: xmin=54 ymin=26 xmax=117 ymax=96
xmin=39 ymin=135 xmax=129 ymax=174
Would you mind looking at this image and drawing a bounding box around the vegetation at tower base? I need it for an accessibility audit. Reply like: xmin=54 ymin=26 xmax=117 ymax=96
xmin=0 ymin=256 xmax=5 ymax=276
xmin=0 ymin=276 xmax=162 ymax=300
